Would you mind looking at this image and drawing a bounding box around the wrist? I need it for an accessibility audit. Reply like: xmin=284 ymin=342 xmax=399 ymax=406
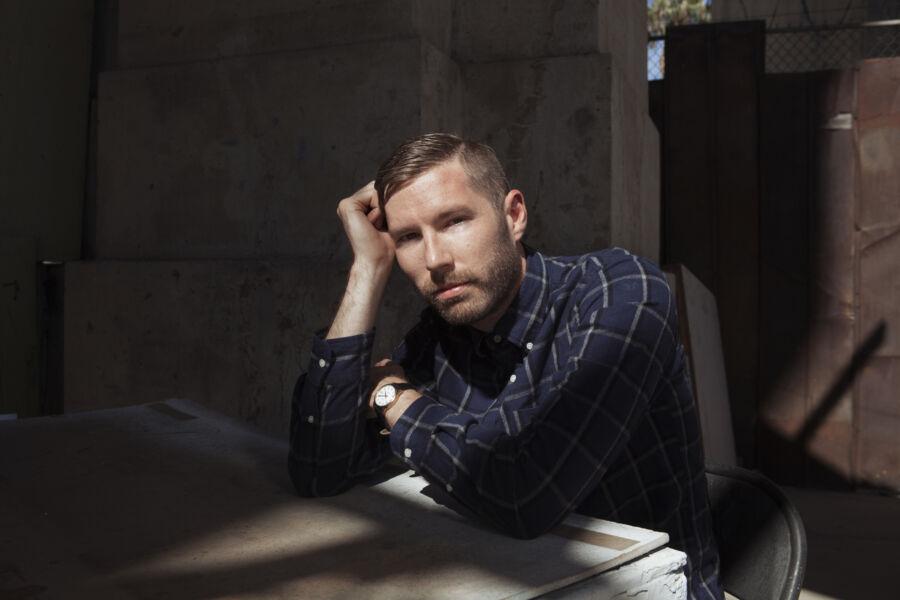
xmin=326 ymin=262 xmax=391 ymax=340
xmin=349 ymin=259 xmax=392 ymax=286
xmin=383 ymin=389 xmax=420 ymax=428
xmin=371 ymin=380 xmax=418 ymax=429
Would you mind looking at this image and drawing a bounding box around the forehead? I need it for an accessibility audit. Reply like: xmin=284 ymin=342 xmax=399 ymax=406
xmin=385 ymin=159 xmax=489 ymax=224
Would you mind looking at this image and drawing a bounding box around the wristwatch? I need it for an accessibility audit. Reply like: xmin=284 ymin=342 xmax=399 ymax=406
xmin=373 ymin=382 xmax=417 ymax=428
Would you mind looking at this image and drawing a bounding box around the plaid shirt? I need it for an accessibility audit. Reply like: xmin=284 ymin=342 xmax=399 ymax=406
xmin=289 ymin=247 xmax=723 ymax=599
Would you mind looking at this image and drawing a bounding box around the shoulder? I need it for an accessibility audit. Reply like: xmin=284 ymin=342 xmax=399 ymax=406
xmin=547 ymin=247 xmax=671 ymax=310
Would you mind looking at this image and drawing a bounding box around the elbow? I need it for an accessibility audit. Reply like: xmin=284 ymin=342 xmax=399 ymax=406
xmin=287 ymin=458 xmax=318 ymax=497
xmin=514 ymin=518 xmax=557 ymax=541
xmin=289 ymin=469 xmax=348 ymax=498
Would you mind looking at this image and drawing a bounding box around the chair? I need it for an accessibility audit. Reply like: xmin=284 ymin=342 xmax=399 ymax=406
xmin=706 ymin=464 xmax=807 ymax=600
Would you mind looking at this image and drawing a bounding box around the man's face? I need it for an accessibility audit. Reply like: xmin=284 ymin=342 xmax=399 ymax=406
xmin=384 ymin=158 xmax=526 ymax=330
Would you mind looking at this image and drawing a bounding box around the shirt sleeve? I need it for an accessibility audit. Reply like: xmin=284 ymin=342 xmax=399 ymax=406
xmin=388 ymin=264 xmax=678 ymax=538
xmin=288 ymin=330 xmax=391 ymax=497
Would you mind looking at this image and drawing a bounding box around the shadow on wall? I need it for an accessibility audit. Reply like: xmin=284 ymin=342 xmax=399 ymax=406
xmin=758 ymin=322 xmax=891 ymax=493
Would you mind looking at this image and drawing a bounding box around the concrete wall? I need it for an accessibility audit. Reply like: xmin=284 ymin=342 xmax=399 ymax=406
xmin=64 ymin=260 xmax=423 ymax=435
xmin=95 ymin=38 xmax=461 ymax=260
xmin=116 ymin=0 xmax=453 ymax=68
xmin=0 ymin=1 xmax=93 ymax=416
xmin=65 ymin=0 xmax=660 ymax=432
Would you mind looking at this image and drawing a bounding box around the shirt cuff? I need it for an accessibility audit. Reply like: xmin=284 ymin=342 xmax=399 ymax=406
xmin=306 ymin=330 xmax=375 ymax=387
xmin=388 ymin=395 xmax=459 ymax=479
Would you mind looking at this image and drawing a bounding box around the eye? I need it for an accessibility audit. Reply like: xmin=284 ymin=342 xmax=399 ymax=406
xmin=396 ymin=232 xmax=420 ymax=245
xmin=447 ymin=216 xmax=467 ymax=228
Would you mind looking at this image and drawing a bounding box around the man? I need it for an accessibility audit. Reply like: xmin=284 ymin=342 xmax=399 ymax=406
xmin=289 ymin=133 xmax=723 ymax=599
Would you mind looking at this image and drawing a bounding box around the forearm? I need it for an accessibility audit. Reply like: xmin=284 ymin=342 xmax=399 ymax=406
xmin=327 ymin=262 xmax=391 ymax=340
xmin=290 ymin=179 xmax=397 ymax=495
xmin=288 ymin=332 xmax=390 ymax=496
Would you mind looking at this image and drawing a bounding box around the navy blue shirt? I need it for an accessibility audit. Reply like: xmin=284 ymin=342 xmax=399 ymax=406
xmin=289 ymin=247 xmax=723 ymax=599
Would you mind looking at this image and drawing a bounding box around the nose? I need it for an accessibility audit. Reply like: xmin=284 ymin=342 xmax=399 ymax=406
xmin=423 ymin=232 xmax=453 ymax=275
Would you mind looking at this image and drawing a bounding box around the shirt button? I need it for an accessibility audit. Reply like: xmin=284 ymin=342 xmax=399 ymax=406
xmin=318 ymin=358 xmax=327 ymax=368
xmin=509 ymin=374 xmax=517 ymax=383
xmin=493 ymin=334 xmax=502 ymax=343
xmin=404 ymin=448 xmax=412 ymax=458
xmin=526 ymin=342 xmax=534 ymax=351
xmin=446 ymin=483 xmax=453 ymax=492
xmin=306 ymin=415 xmax=314 ymax=424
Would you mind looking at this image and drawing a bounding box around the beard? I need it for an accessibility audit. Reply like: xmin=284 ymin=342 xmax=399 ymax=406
xmin=425 ymin=230 xmax=522 ymax=327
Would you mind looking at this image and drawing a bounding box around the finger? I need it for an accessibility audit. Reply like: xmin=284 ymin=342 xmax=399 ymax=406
xmin=352 ymin=180 xmax=377 ymax=203
xmin=374 ymin=358 xmax=392 ymax=367
xmin=368 ymin=206 xmax=388 ymax=231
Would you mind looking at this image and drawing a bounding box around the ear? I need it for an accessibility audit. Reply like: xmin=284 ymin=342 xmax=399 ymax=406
xmin=502 ymin=189 xmax=527 ymax=242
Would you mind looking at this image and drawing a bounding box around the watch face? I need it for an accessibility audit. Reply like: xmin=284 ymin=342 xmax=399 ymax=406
xmin=374 ymin=385 xmax=396 ymax=407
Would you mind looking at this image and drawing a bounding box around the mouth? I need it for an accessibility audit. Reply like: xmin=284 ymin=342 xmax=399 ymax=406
xmin=433 ymin=282 xmax=469 ymax=300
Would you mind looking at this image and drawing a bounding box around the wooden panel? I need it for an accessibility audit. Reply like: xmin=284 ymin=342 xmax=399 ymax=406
xmin=663 ymin=22 xmax=764 ymax=465
xmin=757 ymin=73 xmax=811 ymax=485
xmin=664 ymin=25 xmax=716 ymax=286
xmin=712 ymin=21 xmax=764 ymax=470
xmin=758 ymin=74 xmax=811 ymax=424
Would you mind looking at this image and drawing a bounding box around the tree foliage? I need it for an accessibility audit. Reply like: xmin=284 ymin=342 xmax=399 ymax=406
xmin=648 ymin=0 xmax=711 ymax=36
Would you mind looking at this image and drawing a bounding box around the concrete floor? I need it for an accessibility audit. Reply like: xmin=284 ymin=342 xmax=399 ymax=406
xmin=786 ymin=487 xmax=900 ymax=600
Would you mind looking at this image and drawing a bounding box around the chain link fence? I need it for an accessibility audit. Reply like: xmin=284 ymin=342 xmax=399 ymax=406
xmin=647 ymin=20 xmax=900 ymax=80
xmin=648 ymin=36 xmax=665 ymax=80
xmin=768 ymin=20 xmax=900 ymax=72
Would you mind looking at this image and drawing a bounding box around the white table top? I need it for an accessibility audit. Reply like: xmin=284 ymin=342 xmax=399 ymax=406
xmin=0 ymin=400 xmax=680 ymax=599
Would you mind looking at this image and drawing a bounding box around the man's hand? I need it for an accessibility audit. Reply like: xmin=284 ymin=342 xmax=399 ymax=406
xmin=336 ymin=181 xmax=395 ymax=271
xmin=326 ymin=182 xmax=395 ymax=340
xmin=369 ymin=359 xmax=421 ymax=429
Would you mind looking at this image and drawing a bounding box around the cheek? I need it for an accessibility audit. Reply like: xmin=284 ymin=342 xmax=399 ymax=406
xmin=395 ymin=249 xmax=422 ymax=282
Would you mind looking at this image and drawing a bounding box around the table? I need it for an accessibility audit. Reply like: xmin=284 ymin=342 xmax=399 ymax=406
xmin=0 ymin=400 xmax=687 ymax=599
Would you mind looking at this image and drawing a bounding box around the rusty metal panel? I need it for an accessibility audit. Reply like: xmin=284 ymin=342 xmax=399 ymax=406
xmin=857 ymin=357 xmax=900 ymax=491
xmin=859 ymin=226 xmax=900 ymax=359
xmin=857 ymin=223 xmax=900 ymax=490
xmin=856 ymin=59 xmax=899 ymax=233
xmin=854 ymin=58 xmax=900 ymax=491
xmin=804 ymin=317 xmax=856 ymax=484
xmin=810 ymin=70 xmax=858 ymax=323
xmin=857 ymin=58 xmax=900 ymax=358
xmin=756 ymin=67 xmax=861 ymax=488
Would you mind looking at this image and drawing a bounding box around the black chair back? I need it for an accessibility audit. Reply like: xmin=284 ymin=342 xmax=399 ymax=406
xmin=706 ymin=465 xmax=807 ymax=600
